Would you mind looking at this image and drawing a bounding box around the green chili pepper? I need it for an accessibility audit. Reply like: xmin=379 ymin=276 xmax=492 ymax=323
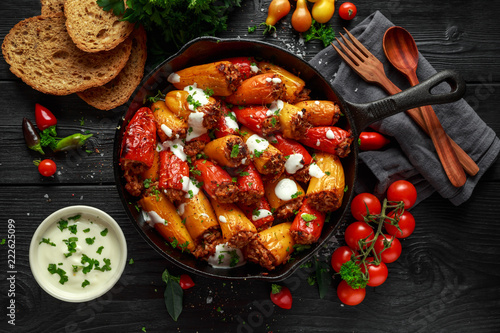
xmin=51 ymin=133 xmax=93 ymax=152
xmin=22 ymin=118 xmax=45 ymax=154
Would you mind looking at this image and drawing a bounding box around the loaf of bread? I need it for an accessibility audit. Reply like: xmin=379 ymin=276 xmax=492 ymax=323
xmin=64 ymin=0 xmax=134 ymax=52
xmin=40 ymin=0 xmax=64 ymax=15
xmin=1 ymin=13 xmax=132 ymax=96
xmin=78 ymin=26 xmax=148 ymax=110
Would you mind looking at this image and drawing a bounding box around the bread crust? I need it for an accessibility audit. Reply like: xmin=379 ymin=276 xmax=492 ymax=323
xmin=77 ymin=26 xmax=148 ymax=110
xmin=64 ymin=0 xmax=134 ymax=52
xmin=1 ymin=13 xmax=132 ymax=96
xmin=40 ymin=0 xmax=64 ymax=15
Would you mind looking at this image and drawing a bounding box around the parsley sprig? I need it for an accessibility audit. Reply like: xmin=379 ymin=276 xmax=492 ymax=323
xmin=339 ymin=199 xmax=405 ymax=289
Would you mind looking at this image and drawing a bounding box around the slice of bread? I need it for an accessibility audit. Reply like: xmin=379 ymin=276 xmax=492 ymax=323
xmin=1 ymin=13 xmax=132 ymax=96
xmin=40 ymin=0 xmax=64 ymax=15
xmin=64 ymin=0 xmax=134 ymax=53
xmin=77 ymin=26 xmax=148 ymax=110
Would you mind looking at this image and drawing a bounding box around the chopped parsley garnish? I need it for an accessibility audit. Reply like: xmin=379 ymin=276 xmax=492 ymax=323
xmin=129 ymin=258 xmax=134 ymax=265
xmin=218 ymin=254 xmax=225 ymax=264
xmin=68 ymin=214 xmax=81 ymax=221
xmin=85 ymin=237 xmax=96 ymax=245
xmin=143 ymin=178 xmax=152 ymax=189
xmin=301 ymin=213 xmax=317 ymax=222
xmin=39 ymin=238 xmax=56 ymax=246
xmin=63 ymin=237 xmax=78 ymax=257
xmin=57 ymin=219 xmax=68 ymax=231
xmin=83 ymin=228 xmax=91 ymax=233
xmin=230 ymin=144 xmax=240 ymax=158
xmin=82 ymin=280 xmax=90 ymax=288
xmin=253 ymin=149 xmax=263 ymax=158
xmin=47 ymin=264 xmax=68 ymax=285
xmin=100 ymin=228 xmax=109 ymax=237
xmin=68 ymin=224 xmax=78 ymax=234
xmin=325 ymin=171 xmax=331 ymax=176
xmin=291 ymin=191 xmax=303 ymax=199
xmin=204 ymin=88 xmax=214 ymax=96
xmin=96 ymin=246 xmax=104 ymax=254
xmin=81 ymin=254 xmax=98 ymax=274
xmin=238 ymin=170 xmax=250 ymax=176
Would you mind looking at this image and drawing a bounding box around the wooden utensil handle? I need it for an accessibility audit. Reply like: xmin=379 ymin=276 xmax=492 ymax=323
xmin=375 ymin=78 xmax=479 ymax=176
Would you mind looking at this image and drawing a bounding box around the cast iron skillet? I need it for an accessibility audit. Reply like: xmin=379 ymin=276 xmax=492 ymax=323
xmin=113 ymin=37 xmax=465 ymax=281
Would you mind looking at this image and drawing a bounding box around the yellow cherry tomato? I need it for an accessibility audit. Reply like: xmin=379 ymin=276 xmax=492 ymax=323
xmin=312 ymin=0 xmax=335 ymax=24
xmin=292 ymin=0 xmax=312 ymax=32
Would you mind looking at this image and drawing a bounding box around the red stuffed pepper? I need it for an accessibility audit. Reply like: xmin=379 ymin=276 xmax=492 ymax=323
xmin=300 ymin=126 xmax=353 ymax=158
xmin=120 ymin=107 xmax=157 ymax=196
xmin=192 ymin=159 xmax=239 ymax=203
xmin=236 ymin=162 xmax=265 ymax=206
xmin=239 ymin=196 xmax=274 ymax=231
xmin=290 ymin=199 xmax=326 ymax=244
xmin=272 ymin=133 xmax=312 ymax=183
xmin=159 ymin=150 xmax=189 ymax=203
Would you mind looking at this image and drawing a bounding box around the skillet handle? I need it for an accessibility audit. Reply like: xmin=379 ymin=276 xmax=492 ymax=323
xmin=346 ymin=69 xmax=466 ymax=134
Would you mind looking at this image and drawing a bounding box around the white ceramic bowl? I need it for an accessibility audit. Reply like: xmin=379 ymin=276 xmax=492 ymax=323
xmin=30 ymin=205 xmax=127 ymax=302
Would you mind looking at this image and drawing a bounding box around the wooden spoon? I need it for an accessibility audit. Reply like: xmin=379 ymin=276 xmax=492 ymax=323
xmin=383 ymin=26 xmax=466 ymax=187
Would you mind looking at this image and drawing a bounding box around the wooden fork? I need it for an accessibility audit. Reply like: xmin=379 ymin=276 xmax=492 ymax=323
xmin=331 ymin=28 xmax=479 ymax=177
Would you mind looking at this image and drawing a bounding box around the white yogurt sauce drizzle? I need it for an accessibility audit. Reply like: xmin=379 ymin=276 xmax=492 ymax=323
xmin=162 ymin=138 xmax=187 ymax=162
xmin=285 ymin=154 xmax=304 ymax=174
xmin=267 ymin=100 xmax=284 ymax=116
xmin=274 ymin=178 xmax=298 ymax=201
xmin=246 ymin=134 xmax=269 ymax=156
xmin=207 ymin=243 xmax=246 ymax=269
xmin=252 ymin=209 xmax=273 ymax=221
xmin=309 ymin=163 xmax=326 ymax=178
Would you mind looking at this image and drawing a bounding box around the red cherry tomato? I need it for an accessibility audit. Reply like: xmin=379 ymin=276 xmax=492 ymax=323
xmin=359 ymin=131 xmax=390 ymax=151
xmin=270 ymin=284 xmax=292 ymax=309
xmin=331 ymin=246 xmax=356 ymax=273
xmin=387 ymin=180 xmax=417 ymax=209
xmin=35 ymin=103 xmax=57 ymax=131
xmin=179 ymin=274 xmax=195 ymax=290
xmin=374 ymin=234 xmax=402 ymax=263
xmin=338 ymin=2 xmax=357 ymax=20
xmin=38 ymin=159 xmax=57 ymax=177
xmin=385 ymin=211 xmax=416 ymax=238
xmin=361 ymin=258 xmax=388 ymax=287
xmin=350 ymin=193 xmax=381 ymax=221
xmin=337 ymin=280 xmax=365 ymax=306
xmin=344 ymin=222 xmax=374 ymax=251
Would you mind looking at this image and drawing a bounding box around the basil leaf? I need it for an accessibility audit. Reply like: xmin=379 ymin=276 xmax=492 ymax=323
xmin=162 ymin=269 xmax=183 ymax=321
xmin=315 ymin=259 xmax=331 ymax=299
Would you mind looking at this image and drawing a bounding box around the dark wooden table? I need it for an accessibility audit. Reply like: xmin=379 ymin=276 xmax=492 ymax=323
xmin=1 ymin=1 xmax=500 ymax=332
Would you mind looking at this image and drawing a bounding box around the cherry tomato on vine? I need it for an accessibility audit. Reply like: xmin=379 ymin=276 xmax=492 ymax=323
xmin=270 ymin=284 xmax=293 ymax=309
xmin=337 ymin=280 xmax=365 ymax=306
xmin=385 ymin=211 xmax=416 ymax=238
xmin=38 ymin=159 xmax=57 ymax=177
xmin=331 ymin=246 xmax=356 ymax=272
xmin=361 ymin=258 xmax=388 ymax=287
xmin=344 ymin=221 xmax=374 ymax=251
xmin=179 ymin=274 xmax=195 ymax=290
xmin=338 ymin=2 xmax=357 ymax=20
xmin=374 ymin=234 xmax=402 ymax=263
xmin=350 ymin=193 xmax=381 ymax=221
xmin=387 ymin=180 xmax=417 ymax=209
xmin=359 ymin=131 xmax=390 ymax=151
xmin=292 ymin=0 xmax=312 ymax=32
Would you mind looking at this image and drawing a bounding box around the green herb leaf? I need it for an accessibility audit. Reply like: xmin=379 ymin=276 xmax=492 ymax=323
xmin=96 ymin=246 xmax=104 ymax=254
xmin=339 ymin=260 xmax=367 ymax=289
xmin=82 ymin=280 xmax=90 ymax=288
xmin=162 ymin=269 xmax=183 ymax=321
xmin=96 ymin=0 xmax=125 ymax=16
xmin=100 ymin=228 xmax=109 ymax=237
xmin=303 ymin=20 xmax=336 ymax=47
xmin=315 ymin=260 xmax=331 ymax=299
xmin=230 ymin=144 xmax=240 ymax=158
xmin=39 ymin=238 xmax=56 ymax=246
xmin=47 ymin=263 xmax=68 ymax=285
xmin=301 ymin=213 xmax=317 ymax=222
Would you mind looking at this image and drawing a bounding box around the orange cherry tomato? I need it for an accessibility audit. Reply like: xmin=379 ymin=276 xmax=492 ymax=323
xmin=263 ymin=0 xmax=291 ymax=33
xmin=311 ymin=0 xmax=335 ymax=24
xmin=291 ymin=0 xmax=312 ymax=32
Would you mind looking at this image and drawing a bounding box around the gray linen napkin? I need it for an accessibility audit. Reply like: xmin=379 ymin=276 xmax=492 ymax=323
xmin=309 ymin=11 xmax=500 ymax=206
